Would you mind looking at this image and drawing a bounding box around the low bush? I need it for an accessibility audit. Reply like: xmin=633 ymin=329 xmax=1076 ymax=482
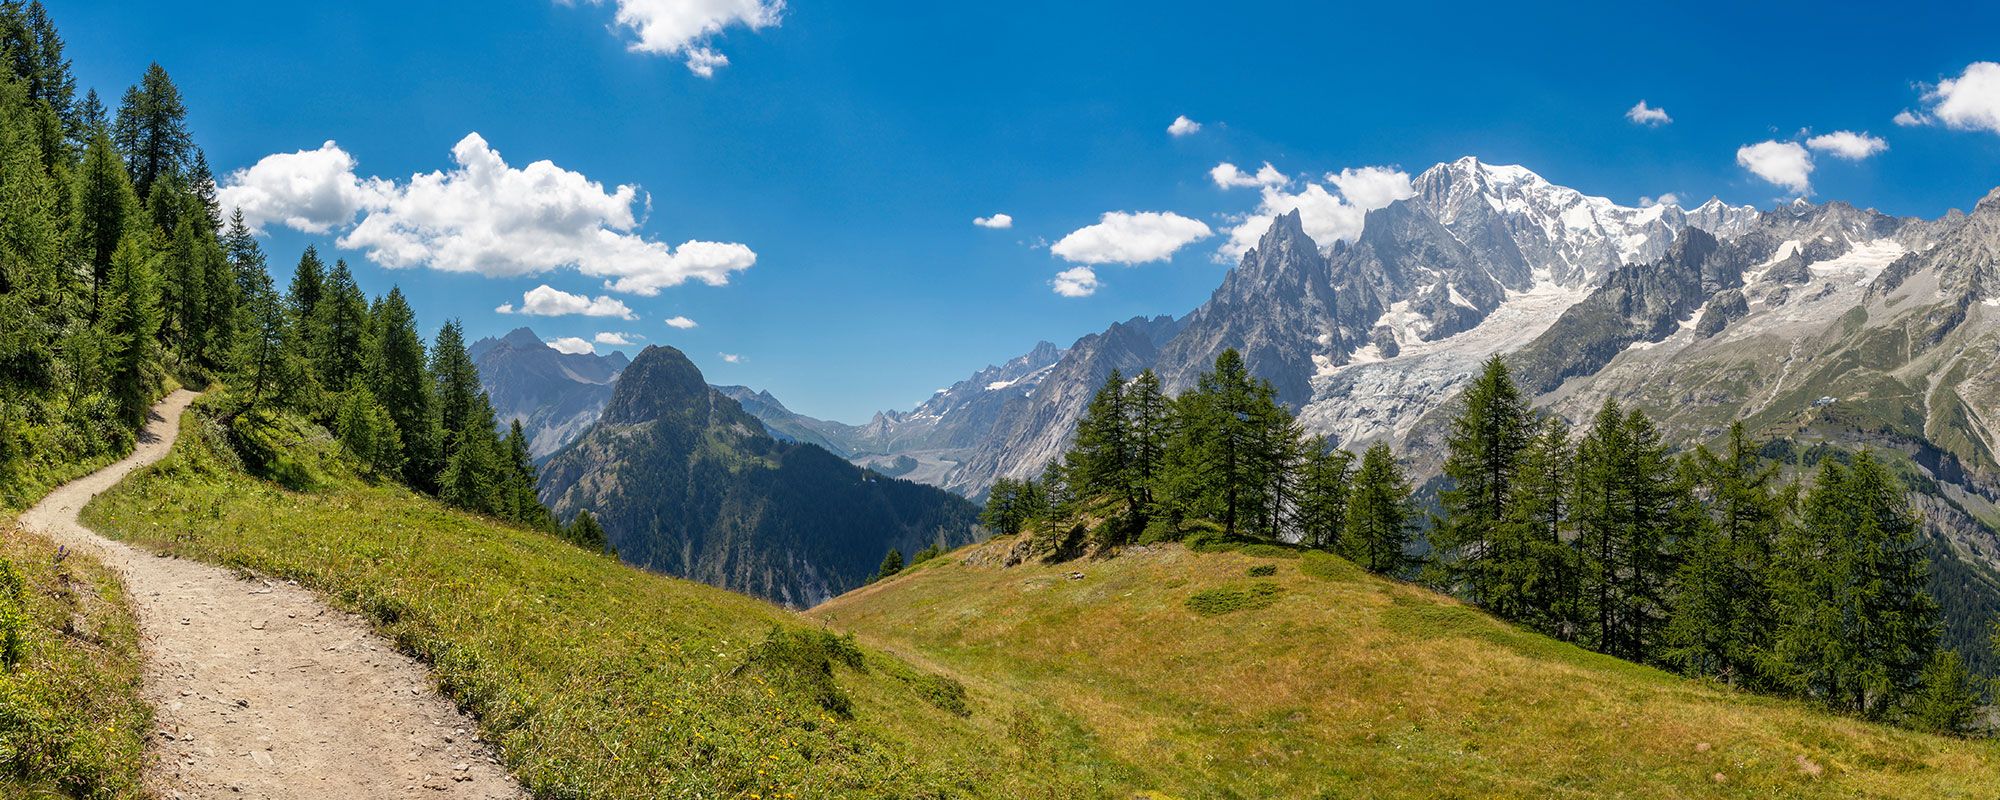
xmin=1247 ymin=564 xmax=1277 ymax=577
xmin=1184 ymin=582 xmax=1285 ymax=617
xmin=737 ymin=625 xmax=867 ymax=718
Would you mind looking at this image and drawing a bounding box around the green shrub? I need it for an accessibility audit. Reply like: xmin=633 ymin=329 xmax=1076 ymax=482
xmin=913 ymin=673 xmax=971 ymax=717
xmin=1136 ymin=516 xmax=1182 ymax=545
xmin=1185 ymin=582 xmax=1285 ymax=617
xmin=737 ymin=625 xmax=867 ymax=718
xmin=1247 ymin=564 xmax=1277 ymax=577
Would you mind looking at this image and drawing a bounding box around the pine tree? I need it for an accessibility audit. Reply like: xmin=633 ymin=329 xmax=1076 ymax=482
xmin=1572 ymin=401 xmax=1682 ymax=663
xmin=1343 ymin=442 xmax=1416 ymax=575
xmin=1666 ymin=423 xmax=1784 ymax=687
xmin=75 ymin=87 xmax=103 ymax=137
xmin=237 ymin=264 xmax=286 ymax=403
xmin=498 ymin=420 xmax=547 ymax=528
xmin=874 ymin=548 xmax=904 ymax=581
xmin=100 ymin=232 xmax=160 ymax=427
xmin=310 ymin=260 xmax=368 ymax=389
xmin=1433 ymin=355 xmax=1534 ymax=606
xmin=70 ymin=131 xmax=136 ymax=318
xmin=431 ymin=319 xmax=485 ymax=459
xmin=1295 ymin=441 xmax=1354 ymax=550
xmin=980 ymin=478 xmax=1034 ymax=535
xmin=1068 ymin=370 xmax=1132 ymax=508
xmin=221 ymin=209 xmax=265 ymax=298
xmin=1502 ymin=416 xmax=1580 ymax=639
xmin=1770 ymin=452 xmax=1940 ymax=717
xmin=335 ymin=385 xmax=403 ymax=477
xmin=368 ymin=289 xmax=437 ymax=490
xmin=565 ymin=510 xmax=608 ymax=553
xmin=1162 ymin=350 xmax=1280 ymax=538
xmin=20 ymin=3 xmax=75 ymax=144
xmin=1904 ymin=649 xmax=1979 ymax=736
xmin=1126 ymin=369 xmax=1169 ymax=510
xmin=112 ymin=63 xmax=191 ymax=199
xmin=287 ymin=246 xmax=326 ymax=338
xmin=1246 ymin=382 xmax=1306 ymax=539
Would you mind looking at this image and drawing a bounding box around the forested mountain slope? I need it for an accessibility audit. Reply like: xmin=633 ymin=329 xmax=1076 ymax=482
xmin=537 ymin=345 xmax=986 ymax=606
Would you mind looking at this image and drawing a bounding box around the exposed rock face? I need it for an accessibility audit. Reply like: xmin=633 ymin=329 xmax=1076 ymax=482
xmin=471 ymin=328 xmax=629 ymax=459
xmin=1695 ymin=290 xmax=1749 ymax=339
xmin=537 ymin=346 xmax=984 ymax=608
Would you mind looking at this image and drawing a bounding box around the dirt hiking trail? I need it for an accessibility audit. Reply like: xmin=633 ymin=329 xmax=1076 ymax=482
xmin=20 ymin=391 xmax=524 ymax=799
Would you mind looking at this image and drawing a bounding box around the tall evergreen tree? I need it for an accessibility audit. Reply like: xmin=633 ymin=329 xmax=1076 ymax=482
xmin=431 ymin=319 xmax=483 ymax=458
xmin=368 ymin=289 xmax=437 ymax=490
xmin=286 ymin=246 xmax=325 ymax=333
xmin=112 ymin=63 xmax=190 ymax=199
xmin=237 ymin=264 xmax=286 ymax=402
xmin=1905 ymin=649 xmax=1979 ymax=736
xmin=1665 ymin=423 xmax=1785 ymax=687
xmin=1573 ymin=400 xmax=1683 ymax=662
xmin=1343 ymin=442 xmax=1416 ymax=575
xmin=1433 ymin=355 xmax=1534 ymax=605
xmin=565 ymin=510 xmax=608 ymax=553
xmin=220 ymin=209 xmax=265 ymax=298
xmin=69 ymin=130 xmax=135 ymax=318
xmin=1068 ymin=370 xmax=1132 ymax=508
xmin=1770 ymin=452 xmax=1940 ymax=717
xmin=1501 ymin=416 xmax=1580 ymax=639
xmin=99 ymin=233 xmax=159 ymax=426
xmin=1295 ymin=441 xmax=1354 ymax=550
xmin=310 ymin=260 xmax=368 ymax=389
xmin=1126 ymin=369 xmax=1170 ymax=510
xmin=76 ymin=87 xmax=103 ymax=137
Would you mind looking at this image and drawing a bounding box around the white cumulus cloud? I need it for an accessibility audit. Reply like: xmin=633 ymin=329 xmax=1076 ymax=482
xmin=664 ymin=315 xmax=698 ymax=329
xmin=1626 ymin=100 xmax=1673 ymax=126
xmin=1736 ymin=140 xmax=1814 ymax=196
xmin=594 ymin=332 xmax=640 ymax=346
xmin=718 ymin=352 xmax=743 ymax=363
xmin=1638 ymin=193 xmax=1681 ymax=208
xmin=217 ymin=141 xmax=392 ymax=234
xmin=1209 ymin=162 xmax=1288 ymax=190
xmin=1894 ymin=109 xmax=1930 ymax=127
xmin=1805 ymin=130 xmax=1888 ymax=161
xmin=498 ymin=285 xmax=638 ymax=320
xmin=263 ymin=133 xmax=760 ymax=296
xmin=1167 ymin=115 xmax=1202 ymax=137
xmin=973 ymin=213 xmax=1013 ymax=229
xmin=1051 ymin=211 xmax=1213 ymax=265
xmin=575 ymin=0 xmax=784 ymax=77
xmin=548 ymin=337 xmax=595 ymax=355
xmin=1913 ymin=61 xmax=2000 ymax=135
xmin=1217 ymin=165 xmax=1413 ymax=261
xmin=1050 ymin=266 xmax=1100 ymax=298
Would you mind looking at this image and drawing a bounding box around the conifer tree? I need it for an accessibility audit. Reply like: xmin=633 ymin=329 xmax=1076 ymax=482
xmin=287 ymin=246 xmax=325 ymax=336
xmin=1666 ymin=423 xmax=1784 ymax=686
xmin=369 ymin=289 xmax=437 ymax=489
xmin=310 ymin=260 xmax=368 ymax=389
xmin=1343 ymin=442 xmax=1416 ymax=575
xmin=70 ymin=130 xmax=135 ymax=318
xmin=431 ymin=319 xmax=484 ymax=458
xmin=1246 ymin=382 xmax=1306 ymax=539
xmin=100 ymin=233 xmax=160 ymax=426
xmin=238 ymin=265 xmax=286 ymax=403
xmin=1295 ymin=442 xmax=1354 ymax=550
xmin=335 ymin=385 xmax=403 ymax=476
xmin=1433 ymin=355 xmax=1534 ymax=605
xmin=221 ymin=209 xmax=265 ymax=298
xmin=1905 ymin=649 xmax=1979 ymax=736
xmin=1502 ymin=416 xmax=1579 ymax=638
xmin=874 ymin=548 xmax=904 ymax=581
xmin=1126 ymin=369 xmax=1169 ymax=509
xmin=76 ymin=87 xmax=104 ymax=137
xmin=565 ymin=510 xmax=608 ymax=553
xmin=112 ymin=63 xmax=190 ymax=199
xmin=980 ymin=478 xmax=1035 ymax=535
xmin=1069 ymin=370 xmax=1132 ymax=508
xmin=498 ymin=420 xmax=546 ymax=528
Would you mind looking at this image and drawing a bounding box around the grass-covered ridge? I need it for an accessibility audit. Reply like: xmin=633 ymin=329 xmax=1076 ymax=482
xmin=815 ymin=536 xmax=2000 ymax=799
xmin=83 ymin=397 xmax=1121 ymax=798
xmin=0 ymin=524 xmax=149 ymax=799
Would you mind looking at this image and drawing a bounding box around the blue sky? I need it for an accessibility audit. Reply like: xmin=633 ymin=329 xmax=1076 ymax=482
xmin=56 ymin=0 xmax=2000 ymax=422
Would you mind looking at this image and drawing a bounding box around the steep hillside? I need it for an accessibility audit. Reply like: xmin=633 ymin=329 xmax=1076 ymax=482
xmin=538 ymin=345 xmax=985 ymax=606
xmin=815 ymin=539 xmax=2000 ymax=799
xmin=471 ymin=327 xmax=630 ymax=459
xmin=81 ymin=400 xmax=1126 ymax=799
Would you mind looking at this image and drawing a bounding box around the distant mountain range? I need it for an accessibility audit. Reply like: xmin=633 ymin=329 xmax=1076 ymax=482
xmin=536 ymin=345 xmax=985 ymax=607
xmin=474 ymin=161 xmax=2000 ymax=645
xmin=470 ymin=328 xmax=629 ymax=459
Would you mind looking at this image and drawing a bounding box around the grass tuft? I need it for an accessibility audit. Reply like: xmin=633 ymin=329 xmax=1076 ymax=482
xmin=1184 ymin=581 xmax=1284 ymax=616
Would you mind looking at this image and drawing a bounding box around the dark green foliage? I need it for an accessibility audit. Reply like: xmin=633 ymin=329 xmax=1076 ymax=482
xmin=1433 ymin=355 xmax=1534 ymax=605
xmin=69 ymin=131 xmax=134 ymax=317
xmin=737 ymin=625 xmax=866 ymax=718
xmin=1184 ymin=582 xmax=1283 ymax=616
xmin=912 ymin=543 xmax=943 ymax=565
xmin=100 ymin=233 xmax=161 ymax=427
xmin=980 ymin=476 xmax=1041 ymax=535
xmin=1344 ymin=443 xmax=1416 ymax=576
xmin=1769 ymin=451 xmax=1939 ymax=718
xmin=1572 ymin=400 xmax=1685 ymax=662
xmin=1903 ymin=649 xmax=1979 ymax=736
xmin=1294 ymin=442 xmax=1353 ymax=550
xmin=1664 ymin=422 xmax=1785 ymax=687
xmin=1246 ymin=564 xmax=1277 ymax=577
xmin=334 ymin=385 xmax=403 ymax=477
xmin=875 ymin=548 xmax=905 ymax=582
xmin=111 ymin=62 xmax=189 ymax=199
xmin=563 ymin=510 xmax=608 ymax=553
